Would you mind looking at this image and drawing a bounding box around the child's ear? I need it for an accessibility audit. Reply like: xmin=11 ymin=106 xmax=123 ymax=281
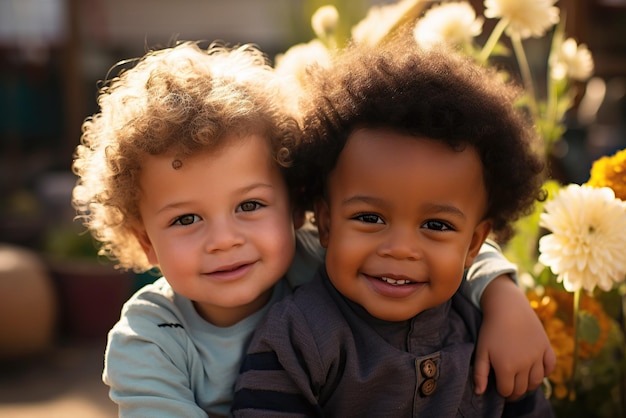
xmin=133 ymin=226 xmax=159 ymax=266
xmin=313 ymin=197 xmax=331 ymax=248
xmin=464 ymin=220 xmax=492 ymax=268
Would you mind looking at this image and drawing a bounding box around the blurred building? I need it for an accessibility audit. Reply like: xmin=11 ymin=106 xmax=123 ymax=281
xmin=0 ymin=0 xmax=625 ymax=254
xmin=0 ymin=0 xmax=360 ymax=248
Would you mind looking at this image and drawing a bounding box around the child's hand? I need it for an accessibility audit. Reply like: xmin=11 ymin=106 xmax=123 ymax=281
xmin=473 ymin=275 xmax=556 ymax=400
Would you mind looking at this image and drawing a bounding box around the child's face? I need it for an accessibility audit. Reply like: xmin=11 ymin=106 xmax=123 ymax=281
xmin=315 ymin=128 xmax=491 ymax=322
xmin=135 ymin=134 xmax=296 ymax=326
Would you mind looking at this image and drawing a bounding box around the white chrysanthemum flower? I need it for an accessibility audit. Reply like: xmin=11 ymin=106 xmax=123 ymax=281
xmin=550 ymin=38 xmax=594 ymax=81
xmin=413 ymin=2 xmax=483 ymax=49
xmin=312 ymin=5 xmax=339 ymax=40
xmin=274 ymin=39 xmax=331 ymax=82
xmin=352 ymin=0 xmax=423 ymax=46
xmin=484 ymin=0 xmax=559 ymax=39
xmin=538 ymin=184 xmax=626 ymax=292
xmin=274 ymin=40 xmax=331 ymax=112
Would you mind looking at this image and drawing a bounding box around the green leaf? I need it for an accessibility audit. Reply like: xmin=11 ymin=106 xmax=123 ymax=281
xmin=578 ymin=311 xmax=601 ymax=345
xmin=535 ymin=265 xmax=557 ymax=288
xmin=503 ymin=180 xmax=562 ymax=276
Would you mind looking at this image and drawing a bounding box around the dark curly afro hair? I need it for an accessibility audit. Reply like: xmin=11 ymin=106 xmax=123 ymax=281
xmin=295 ymin=38 xmax=545 ymax=243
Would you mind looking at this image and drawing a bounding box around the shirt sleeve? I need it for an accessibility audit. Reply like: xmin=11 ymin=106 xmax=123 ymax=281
xmin=232 ymin=300 xmax=324 ymax=417
xmin=102 ymin=298 xmax=209 ymax=418
xmin=460 ymin=240 xmax=518 ymax=309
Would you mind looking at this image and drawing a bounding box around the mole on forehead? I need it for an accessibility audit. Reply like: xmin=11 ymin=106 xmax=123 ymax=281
xmin=171 ymin=159 xmax=183 ymax=170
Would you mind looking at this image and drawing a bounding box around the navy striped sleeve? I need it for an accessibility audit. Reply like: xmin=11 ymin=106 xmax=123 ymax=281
xmin=233 ymin=351 xmax=321 ymax=417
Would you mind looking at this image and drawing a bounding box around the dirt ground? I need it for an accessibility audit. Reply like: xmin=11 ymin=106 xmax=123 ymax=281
xmin=0 ymin=339 xmax=117 ymax=418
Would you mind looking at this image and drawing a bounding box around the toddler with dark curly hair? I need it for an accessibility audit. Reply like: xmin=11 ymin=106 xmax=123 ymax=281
xmin=233 ymin=39 xmax=554 ymax=417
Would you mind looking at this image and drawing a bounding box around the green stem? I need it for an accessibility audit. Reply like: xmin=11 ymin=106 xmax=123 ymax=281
xmin=323 ymin=34 xmax=338 ymax=51
xmin=511 ymin=33 xmax=539 ymax=123
xmin=544 ymin=28 xmax=564 ymax=156
xmin=478 ymin=18 xmax=509 ymax=64
xmin=546 ymin=23 xmax=564 ymax=126
xmin=544 ymin=70 xmax=559 ymax=156
xmin=569 ymin=288 xmax=581 ymax=401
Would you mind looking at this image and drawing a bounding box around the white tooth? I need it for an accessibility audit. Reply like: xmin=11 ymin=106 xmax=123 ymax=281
xmin=381 ymin=277 xmax=410 ymax=285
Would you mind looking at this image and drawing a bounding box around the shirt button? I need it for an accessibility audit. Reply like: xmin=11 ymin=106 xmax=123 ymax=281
xmin=420 ymin=378 xmax=437 ymax=396
xmin=420 ymin=359 xmax=437 ymax=378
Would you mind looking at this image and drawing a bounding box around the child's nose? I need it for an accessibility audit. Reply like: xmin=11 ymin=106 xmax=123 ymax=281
xmin=204 ymin=218 xmax=245 ymax=252
xmin=376 ymin=227 xmax=422 ymax=260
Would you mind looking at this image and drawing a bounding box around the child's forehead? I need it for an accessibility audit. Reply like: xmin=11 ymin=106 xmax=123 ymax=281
xmin=156 ymin=130 xmax=276 ymax=163
xmin=333 ymin=128 xmax=483 ymax=189
xmin=344 ymin=127 xmax=471 ymax=160
xmin=148 ymin=133 xmax=282 ymax=177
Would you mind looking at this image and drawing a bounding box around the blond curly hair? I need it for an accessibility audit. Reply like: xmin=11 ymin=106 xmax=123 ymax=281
xmin=72 ymin=41 xmax=300 ymax=272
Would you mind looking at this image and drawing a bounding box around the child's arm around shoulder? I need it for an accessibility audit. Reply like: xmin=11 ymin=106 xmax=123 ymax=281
xmin=103 ymin=281 xmax=208 ymax=418
xmin=463 ymin=241 xmax=556 ymax=400
xmin=461 ymin=240 xmax=517 ymax=307
xmin=232 ymin=290 xmax=325 ymax=417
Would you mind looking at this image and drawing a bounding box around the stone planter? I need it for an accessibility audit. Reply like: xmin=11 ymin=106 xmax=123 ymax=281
xmin=0 ymin=244 xmax=57 ymax=360
xmin=47 ymin=258 xmax=133 ymax=341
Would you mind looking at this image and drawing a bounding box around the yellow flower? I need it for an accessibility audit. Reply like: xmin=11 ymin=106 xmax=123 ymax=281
xmin=413 ymin=2 xmax=483 ymax=49
xmin=538 ymin=184 xmax=626 ymax=292
xmin=484 ymin=0 xmax=559 ymax=39
xmin=351 ymin=0 xmax=425 ymax=46
xmin=551 ymin=38 xmax=594 ymax=82
xmin=586 ymin=148 xmax=626 ymax=201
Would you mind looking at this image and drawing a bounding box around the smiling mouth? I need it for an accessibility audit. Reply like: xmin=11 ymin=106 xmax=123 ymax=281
xmin=379 ymin=276 xmax=414 ymax=286
xmin=215 ymin=265 xmax=245 ymax=273
xmin=208 ymin=261 xmax=254 ymax=275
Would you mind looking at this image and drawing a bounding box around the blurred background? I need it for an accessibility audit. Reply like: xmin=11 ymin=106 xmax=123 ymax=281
xmin=0 ymin=0 xmax=625 ymax=416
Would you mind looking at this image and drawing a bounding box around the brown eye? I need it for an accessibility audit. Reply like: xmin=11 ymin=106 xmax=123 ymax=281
xmin=172 ymin=214 xmax=200 ymax=226
xmin=355 ymin=214 xmax=383 ymax=224
xmin=238 ymin=201 xmax=263 ymax=212
xmin=422 ymin=220 xmax=452 ymax=231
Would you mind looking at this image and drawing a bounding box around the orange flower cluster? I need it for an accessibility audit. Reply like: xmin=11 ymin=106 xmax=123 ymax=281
xmin=527 ymin=290 xmax=573 ymax=398
xmin=548 ymin=290 xmax=612 ymax=358
xmin=527 ymin=288 xmax=612 ymax=399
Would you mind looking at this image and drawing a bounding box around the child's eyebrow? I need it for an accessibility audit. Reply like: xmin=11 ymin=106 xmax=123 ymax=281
xmin=419 ymin=203 xmax=467 ymax=220
xmin=342 ymin=195 xmax=385 ymax=207
xmin=237 ymin=182 xmax=277 ymax=194
xmin=155 ymin=183 xmax=278 ymax=215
